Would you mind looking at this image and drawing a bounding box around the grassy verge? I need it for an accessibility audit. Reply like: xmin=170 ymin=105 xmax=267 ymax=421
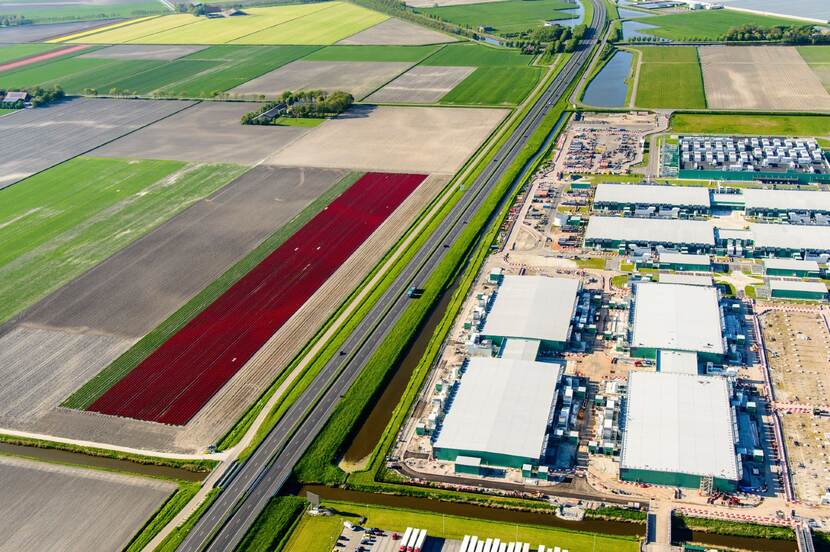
xmin=575 ymin=257 xmax=607 ymax=269
xmin=0 ymin=433 xmax=216 ymax=473
xmin=126 ymin=483 xmax=201 ymax=552
xmin=674 ymin=514 xmax=795 ymax=540
xmin=670 ymin=112 xmax=830 ymax=136
xmin=235 ymin=496 xmax=307 ymax=552
xmin=586 ymin=506 xmax=646 ymax=523
xmin=284 ymin=500 xmax=640 ymax=551
xmin=63 ymin=171 xmax=362 ymax=410
xmin=274 ymin=117 xmax=326 ymax=127
xmin=155 ymin=488 xmax=221 ymax=552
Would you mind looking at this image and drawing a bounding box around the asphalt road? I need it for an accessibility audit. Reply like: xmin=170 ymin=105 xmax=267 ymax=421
xmin=178 ymin=4 xmax=606 ymax=550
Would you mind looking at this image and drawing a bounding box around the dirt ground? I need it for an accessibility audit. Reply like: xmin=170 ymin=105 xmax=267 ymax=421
xmin=366 ymin=65 xmax=475 ymax=104
xmin=780 ymin=412 xmax=830 ymax=504
xmin=0 ymin=19 xmax=121 ymax=42
xmin=0 ymin=98 xmax=194 ymax=189
xmin=762 ymin=310 xmax=830 ymax=407
xmin=93 ymin=101 xmax=309 ymax=165
xmin=337 ymin=17 xmax=455 ymax=45
xmin=267 ymin=105 xmax=508 ymax=174
xmin=19 ymin=165 xmax=346 ymax=339
xmin=229 ymin=60 xmax=412 ymax=100
xmin=0 ymin=455 xmax=174 ymax=552
xmin=80 ymin=44 xmax=208 ymax=60
xmin=699 ymin=46 xmax=830 ymax=111
xmin=0 ymin=328 xmax=131 ymax=421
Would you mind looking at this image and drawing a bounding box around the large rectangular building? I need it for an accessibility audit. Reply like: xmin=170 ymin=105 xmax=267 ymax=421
xmin=630 ymin=282 xmax=725 ymax=361
xmin=481 ymin=275 xmax=579 ymax=353
xmin=432 ymin=358 xmax=562 ymax=468
xmin=750 ymin=223 xmax=830 ymax=256
xmin=743 ymin=188 xmax=830 ymax=216
xmin=584 ymin=217 xmax=715 ymax=251
xmin=763 ymin=258 xmax=821 ymax=278
xmin=769 ymin=280 xmax=828 ymax=301
xmin=620 ymin=371 xmax=740 ymax=491
xmin=593 ymin=183 xmax=711 ymax=212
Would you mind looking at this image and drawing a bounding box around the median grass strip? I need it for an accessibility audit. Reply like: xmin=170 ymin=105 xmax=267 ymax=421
xmin=125 ymin=483 xmax=201 ymax=552
xmin=235 ymin=496 xmax=306 ymax=552
xmin=155 ymin=488 xmax=221 ymax=552
xmin=62 ymin=171 xmax=362 ymax=410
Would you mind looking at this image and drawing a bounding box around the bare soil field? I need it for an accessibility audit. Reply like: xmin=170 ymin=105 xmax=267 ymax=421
xmin=0 ymin=455 xmax=174 ymax=552
xmin=337 ymin=17 xmax=456 ymax=45
xmin=0 ymin=327 xmax=131 ymax=421
xmin=267 ymin=104 xmax=508 ymax=174
xmin=366 ymin=65 xmax=475 ymax=103
xmin=762 ymin=310 xmax=830 ymax=407
xmin=229 ymin=60 xmax=412 ymax=100
xmin=0 ymin=98 xmax=194 ymax=189
xmin=781 ymin=413 xmax=830 ymax=504
xmin=0 ymin=19 xmax=122 ymax=43
xmin=93 ymin=101 xmax=309 ymax=164
xmin=80 ymin=44 xmax=208 ymax=60
xmin=700 ymin=46 xmax=830 ymax=111
xmin=18 ymin=166 xmax=346 ymax=339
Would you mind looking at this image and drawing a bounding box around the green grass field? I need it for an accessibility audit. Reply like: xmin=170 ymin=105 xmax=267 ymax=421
xmin=0 ymin=158 xmax=246 ymax=323
xmin=303 ymin=44 xmax=439 ymax=62
xmin=631 ymin=10 xmax=805 ymax=41
xmin=670 ymin=113 xmax=830 ymax=136
xmin=0 ymin=43 xmax=62 ymax=65
xmin=283 ymin=501 xmax=640 ymax=552
xmin=237 ymin=497 xmax=305 ymax=552
xmin=797 ymin=46 xmax=830 ymax=93
xmin=422 ymin=43 xmax=531 ymax=66
xmin=440 ymin=66 xmax=542 ymax=105
xmin=419 ymin=0 xmax=577 ymax=35
xmin=0 ymin=0 xmax=167 ymax=24
xmin=0 ymin=44 xmax=316 ymax=97
xmin=0 ymin=108 xmax=17 ymax=116
xmin=632 ymin=46 xmax=705 ymax=109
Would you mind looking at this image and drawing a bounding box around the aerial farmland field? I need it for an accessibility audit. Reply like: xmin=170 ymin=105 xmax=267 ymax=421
xmin=440 ymin=65 xmax=543 ymax=105
xmin=418 ymin=0 xmax=578 ymax=35
xmin=87 ymin=172 xmax=427 ymax=425
xmin=0 ymin=455 xmax=176 ymax=552
xmin=0 ymin=157 xmax=245 ymax=323
xmin=632 ymin=46 xmax=706 ymax=109
xmin=670 ymin=113 xmax=830 ymax=136
xmin=0 ymin=0 xmax=167 ymax=24
xmin=798 ymin=46 xmax=830 ymax=93
xmin=0 ymin=98 xmax=193 ymax=188
xmin=629 ymin=10 xmax=805 ymax=41
xmin=337 ymin=17 xmax=455 ymax=46
xmin=366 ymin=65 xmax=476 ymax=103
xmin=0 ymin=43 xmax=62 ymax=65
xmin=0 ymin=19 xmax=122 ymax=42
xmin=421 ymin=42 xmax=531 ymax=66
xmin=303 ymin=44 xmax=439 ymax=63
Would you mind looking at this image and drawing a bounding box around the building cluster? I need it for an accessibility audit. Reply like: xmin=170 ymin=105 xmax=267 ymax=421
xmin=677 ymin=135 xmax=830 ymax=184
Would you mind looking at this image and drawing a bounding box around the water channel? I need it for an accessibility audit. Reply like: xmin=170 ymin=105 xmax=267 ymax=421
xmin=0 ymin=442 xmax=207 ymax=482
xmin=581 ymin=50 xmax=633 ymax=107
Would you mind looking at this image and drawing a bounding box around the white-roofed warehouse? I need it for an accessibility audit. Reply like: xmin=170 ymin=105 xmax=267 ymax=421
xmin=750 ymin=223 xmax=830 ymax=255
xmin=594 ymin=183 xmax=711 ymax=211
xmin=630 ymin=282 xmax=725 ymax=361
xmin=620 ymin=371 xmax=740 ymax=491
xmin=743 ymin=188 xmax=830 ymax=216
xmin=481 ymin=275 xmax=579 ymax=353
xmin=584 ymin=217 xmax=715 ymax=251
xmin=432 ymin=357 xmax=562 ymax=468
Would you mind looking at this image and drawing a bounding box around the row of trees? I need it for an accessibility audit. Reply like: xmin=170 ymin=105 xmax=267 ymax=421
xmin=723 ymin=24 xmax=830 ymax=44
xmin=0 ymin=85 xmax=64 ymax=108
xmin=0 ymin=15 xmax=32 ymax=27
xmin=241 ymin=90 xmax=354 ymax=125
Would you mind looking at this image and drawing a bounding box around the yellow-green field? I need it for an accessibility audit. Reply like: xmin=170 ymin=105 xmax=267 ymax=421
xmin=59 ymin=3 xmax=386 ymax=45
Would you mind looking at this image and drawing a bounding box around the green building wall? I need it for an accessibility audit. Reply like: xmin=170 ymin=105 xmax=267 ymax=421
xmin=620 ymin=467 xmax=736 ymax=492
xmin=771 ymin=289 xmax=827 ymax=301
xmin=660 ymin=262 xmax=711 ymax=272
xmin=766 ymin=268 xmax=819 ymax=278
xmin=434 ymin=447 xmax=536 ymax=469
xmin=679 ymin=168 xmax=830 ymax=185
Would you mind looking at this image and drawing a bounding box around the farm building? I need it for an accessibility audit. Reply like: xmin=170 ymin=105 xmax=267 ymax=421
xmin=620 ymin=371 xmax=740 ymax=492
xmin=750 ymin=223 xmax=830 ymax=257
xmin=678 ymin=136 xmax=830 ymax=184
xmin=432 ymin=357 xmax=563 ymax=469
xmin=630 ymin=282 xmax=725 ymax=361
xmin=593 ymin=183 xmax=711 ymax=215
xmin=584 ymin=216 xmax=715 ymax=252
xmin=769 ymin=280 xmax=828 ymax=301
xmin=658 ymin=252 xmax=711 ymax=272
xmin=481 ymin=275 xmax=579 ymax=355
xmin=743 ymin=188 xmax=830 ymax=218
xmin=763 ymin=258 xmax=821 ymax=278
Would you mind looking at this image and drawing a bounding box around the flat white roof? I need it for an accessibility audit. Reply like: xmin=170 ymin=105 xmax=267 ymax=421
xmin=434 ymin=357 xmax=562 ymax=461
xmin=743 ymin=188 xmax=830 ymax=212
xmin=658 ymin=273 xmax=714 ymax=287
xmin=632 ymin=282 xmax=725 ymax=356
xmin=501 ymin=338 xmax=541 ymax=361
xmin=658 ymin=252 xmax=711 ymax=266
xmin=621 ymin=371 xmax=739 ymax=481
xmin=751 ymin=223 xmax=830 ymax=251
xmin=595 ymin=183 xmax=711 ymax=208
xmin=716 ymin=228 xmax=752 ymax=241
xmin=585 ymin=217 xmax=715 ymax=246
xmin=658 ymin=350 xmax=699 ymax=375
xmin=763 ymin=258 xmax=820 ymax=272
xmin=482 ymin=275 xmax=579 ymax=343
xmin=769 ymin=280 xmax=828 ymax=293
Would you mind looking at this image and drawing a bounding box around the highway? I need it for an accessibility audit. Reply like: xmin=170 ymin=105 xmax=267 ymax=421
xmin=178 ymin=3 xmax=606 ymax=549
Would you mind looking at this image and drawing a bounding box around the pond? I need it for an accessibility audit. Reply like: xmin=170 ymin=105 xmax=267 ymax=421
xmin=555 ymin=0 xmax=585 ymax=28
xmin=622 ymin=19 xmax=663 ymax=40
xmin=581 ymin=50 xmax=633 ymax=107
xmin=617 ymin=7 xmax=655 ymax=18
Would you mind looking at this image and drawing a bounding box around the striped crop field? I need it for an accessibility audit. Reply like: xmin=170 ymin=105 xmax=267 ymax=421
xmin=88 ymin=172 xmax=427 ymax=425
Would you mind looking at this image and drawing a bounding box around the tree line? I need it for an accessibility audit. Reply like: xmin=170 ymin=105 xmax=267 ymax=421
xmin=0 ymin=85 xmax=64 ymax=108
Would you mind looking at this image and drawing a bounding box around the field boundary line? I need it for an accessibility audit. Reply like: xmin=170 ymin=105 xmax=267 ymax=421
xmin=224 ymin=2 xmax=341 ymax=45
xmin=48 ymin=16 xmax=160 ymax=43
